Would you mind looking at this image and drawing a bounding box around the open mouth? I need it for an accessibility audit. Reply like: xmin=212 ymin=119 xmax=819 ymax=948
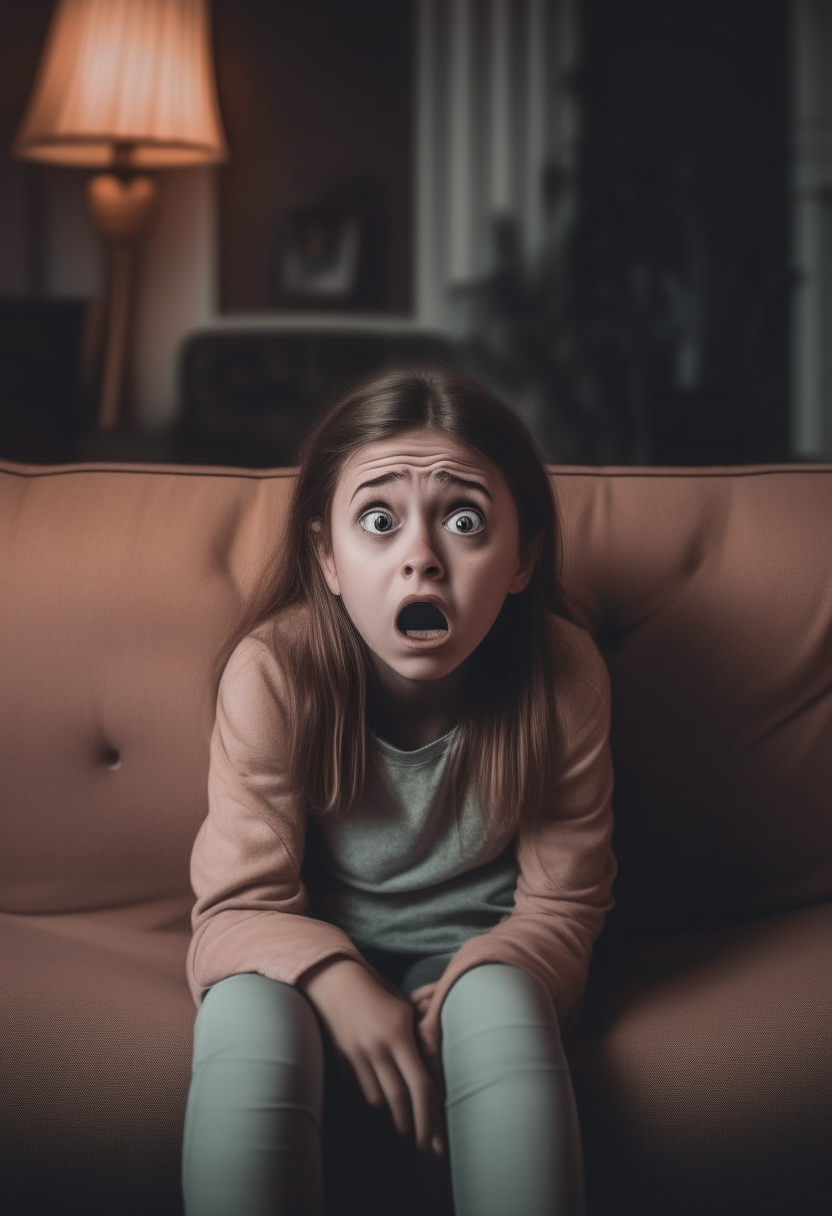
xmin=396 ymin=601 xmax=449 ymax=640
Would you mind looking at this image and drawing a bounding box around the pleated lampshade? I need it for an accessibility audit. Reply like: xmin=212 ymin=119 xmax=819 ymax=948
xmin=14 ymin=0 xmax=227 ymax=168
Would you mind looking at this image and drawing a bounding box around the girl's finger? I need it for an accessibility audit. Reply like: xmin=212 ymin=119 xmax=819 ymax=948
xmin=416 ymin=1018 xmax=436 ymax=1058
xmin=372 ymin=1052 xmax=414 ymax=1138
xmin=350 ymin=1055 xmax=387 ymax=1112
xmin=408 ymin=983 xmax=437 ymax=1008
xmin=394 ymin=1047 xmax=443 ymax=1154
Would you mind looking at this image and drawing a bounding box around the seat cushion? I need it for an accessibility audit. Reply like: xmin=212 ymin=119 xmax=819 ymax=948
xmin=0 ymin=896 xmax=194 ymax=1216
xmin=4 ymin=896 xmax=830 ymax=1216
xmin=568 ymin=900 xmax=832 ymax=1216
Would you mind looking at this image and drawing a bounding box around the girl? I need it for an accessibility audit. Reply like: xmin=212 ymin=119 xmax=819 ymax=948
xmin=182 ymin=367 xmax=615 ymax=1216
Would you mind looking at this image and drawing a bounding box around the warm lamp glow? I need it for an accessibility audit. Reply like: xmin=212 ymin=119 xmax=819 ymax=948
xmin=14 ymin=0 xmax=227 ymax=168
xmin=12 ymin=0 xmax=228 ymax=433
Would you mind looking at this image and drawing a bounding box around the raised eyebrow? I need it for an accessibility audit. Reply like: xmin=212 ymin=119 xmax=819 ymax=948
xmin=348 ymin=467 xmax=493 ymax=503
xmin=432 ymin=470 xmax=493 ymax=501
xmin=349 ymin=471 xmax=405 ymax=503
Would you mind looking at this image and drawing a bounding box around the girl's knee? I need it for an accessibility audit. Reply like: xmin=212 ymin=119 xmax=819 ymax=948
xmin=194 ymin=972 xmax=323 ymax=1077
xmin=184 ymin=974 xmax=326 ymax=1214
xmin=440 ymin=964 xmax=567 ymax=1074
xmin=441 ymin=964 xmax=556 ymax=1034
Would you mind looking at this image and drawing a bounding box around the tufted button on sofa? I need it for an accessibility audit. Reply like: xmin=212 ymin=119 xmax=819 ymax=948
xmin=1 ymin=458 xmax=830 ymax=1216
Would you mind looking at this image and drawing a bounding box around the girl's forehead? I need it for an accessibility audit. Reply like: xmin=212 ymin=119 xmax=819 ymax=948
xmin=337 ymin=429 xmax=500 ymax=488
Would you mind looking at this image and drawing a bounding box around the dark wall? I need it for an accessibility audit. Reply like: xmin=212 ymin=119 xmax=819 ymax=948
xmin=213 ymin=0 xmax=414 ymax=315
xmin=0 ymin=2 xmax=91 ymax=462
xmin=579 ymin=0 xmax=790 ymax=463
xmin=0 ymin=0 xmax=54 ymax=296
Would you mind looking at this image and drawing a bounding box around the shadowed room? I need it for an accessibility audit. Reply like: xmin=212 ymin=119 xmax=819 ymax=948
xmin=0 ymin=0 xmax=815 ymax=467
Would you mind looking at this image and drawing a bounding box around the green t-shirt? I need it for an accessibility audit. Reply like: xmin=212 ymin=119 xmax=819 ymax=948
xmin=308 ymin=728 xmax=518 ymax=957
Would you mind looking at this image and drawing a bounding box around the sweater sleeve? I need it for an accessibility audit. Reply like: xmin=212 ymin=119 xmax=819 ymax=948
xmin=416 ymin=620 xmax=616 ymax=1056
xmin=186 ymin=630 xmax=387 ymax=1007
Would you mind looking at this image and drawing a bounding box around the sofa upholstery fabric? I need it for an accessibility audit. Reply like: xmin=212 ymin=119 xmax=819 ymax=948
xmin=555 ymin=467 xmax=832 ymax=929
xmin=1 ymin=459 xmax=831 ymax=1216
xmin=0 ymin=466 xmax=294 ymax=912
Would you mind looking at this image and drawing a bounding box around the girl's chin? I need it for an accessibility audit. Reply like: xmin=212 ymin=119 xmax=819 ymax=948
xmin=371 ymin=646 xmax=464 ymax=686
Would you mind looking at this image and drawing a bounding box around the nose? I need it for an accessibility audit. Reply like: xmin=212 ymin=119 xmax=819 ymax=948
xmin=401 ymin=525 xmax=444 ymax=579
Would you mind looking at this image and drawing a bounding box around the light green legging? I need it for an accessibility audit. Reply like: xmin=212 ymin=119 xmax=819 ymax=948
xmin=182 ymin=961 xmax=585 ymax=1216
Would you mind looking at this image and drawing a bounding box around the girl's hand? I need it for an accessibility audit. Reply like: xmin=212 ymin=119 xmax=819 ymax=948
xmin=408 ymin=980 xmax=438 ymax=1022
xmin=408 ymin=981 xmax=441 ymax=1054
xmin=408 ymin=981 xmax=444 ymax=1093
xmin=299 ymin=958 xmax=445 ymax=1155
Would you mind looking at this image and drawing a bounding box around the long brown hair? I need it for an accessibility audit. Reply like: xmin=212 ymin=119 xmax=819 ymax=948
xmin=222 ymin=366 xmax=569 ymax=836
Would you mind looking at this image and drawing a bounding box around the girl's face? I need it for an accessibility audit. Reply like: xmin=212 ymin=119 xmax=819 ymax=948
xmin=316 ymin=428 xmax=536 ymax=690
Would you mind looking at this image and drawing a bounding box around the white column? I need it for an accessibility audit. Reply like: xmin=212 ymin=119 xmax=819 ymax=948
xmin=133 ymin=166 xmax=218 ymax=429
xmin=489 ymin=0 xmax=513 ymax=217
xmin=550 ymin=0 xmax=580 ymax=170
xmin=523 ymin=0 xmax=548 ymax=260
xmin=448 ymin=0 xmax=475 ymax=284
xmin=414 ymin=0 xmax=441 ymax=326
xmin=414 ymin=0 xmax=574 ymax=332
xmin=791 ymin=0 xmax=832 ymax=457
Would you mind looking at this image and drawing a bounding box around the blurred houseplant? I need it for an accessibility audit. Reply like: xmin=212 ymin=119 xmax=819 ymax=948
xmin=460 ymin=155 xmax=792 ymax=465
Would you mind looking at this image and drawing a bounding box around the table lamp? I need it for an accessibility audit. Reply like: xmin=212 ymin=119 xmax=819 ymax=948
xmin=13 ymin=0 xmax=227 ymax=431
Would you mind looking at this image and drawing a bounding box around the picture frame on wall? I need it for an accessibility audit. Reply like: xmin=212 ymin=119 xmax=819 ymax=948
xmin=278 ymin=203 xmax=362 ymax=302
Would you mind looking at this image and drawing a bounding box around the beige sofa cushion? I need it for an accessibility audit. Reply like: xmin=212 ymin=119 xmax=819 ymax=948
xmin=569 ymin=899 xmax=832 ymax=1214
xmin=555 ymin=466 xmax=832 ymax=928
xmin=0 ymin=463 xmax=293 ymax=912
xmin=1 ymin=459 xmax=831 ymax=1216
xmin=2 ymin=461 xmax=831 ymax=925
xmin=0 ymin=896 xmax=194 ymax=1215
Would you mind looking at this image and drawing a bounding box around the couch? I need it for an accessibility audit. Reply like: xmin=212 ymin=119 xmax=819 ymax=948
xmin=1 ymin=457 xmax=830 ymax=1216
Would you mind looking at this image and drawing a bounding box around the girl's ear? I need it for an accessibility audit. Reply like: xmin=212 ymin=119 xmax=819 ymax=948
xmin=310 ymin=520 xmax=341 ymax=596
xmin=508 ymin=530 xmax=543 ymax=595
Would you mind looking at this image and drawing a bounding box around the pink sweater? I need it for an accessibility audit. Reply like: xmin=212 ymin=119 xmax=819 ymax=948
xmin=186 ymin=612 xmax=616 ymax=1056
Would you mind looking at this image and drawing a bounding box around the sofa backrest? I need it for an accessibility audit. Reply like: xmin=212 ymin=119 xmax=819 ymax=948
xmin=2 ymin=460 xmax=831 ymax=929
xmin=556 ymin=465 xmax=832 ymax=930
xmin=0 ymin=462 xmax=293 ymax=914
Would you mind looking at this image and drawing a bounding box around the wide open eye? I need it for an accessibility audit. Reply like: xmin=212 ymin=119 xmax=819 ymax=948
xmin=443 ymin=507 xmax=485 ymax=535
xmin=359 ymin=509 xmax=397 ymax=534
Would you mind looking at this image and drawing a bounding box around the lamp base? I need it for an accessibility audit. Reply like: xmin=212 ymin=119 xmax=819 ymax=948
xmin=86 ymin=173 xmax=158 ymax=431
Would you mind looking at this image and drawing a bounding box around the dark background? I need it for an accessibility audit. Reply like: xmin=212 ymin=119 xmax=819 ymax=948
xmin=579 ymin=0 xmax=790 ymax=464
xmin=213 ymin=0 xmax=414 ymax=315
xmin=0 ymin=0 xmax=793 ymax=466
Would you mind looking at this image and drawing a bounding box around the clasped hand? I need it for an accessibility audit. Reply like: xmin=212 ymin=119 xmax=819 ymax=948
xmin=299 ymin=958 xmax=445 ymax=1155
